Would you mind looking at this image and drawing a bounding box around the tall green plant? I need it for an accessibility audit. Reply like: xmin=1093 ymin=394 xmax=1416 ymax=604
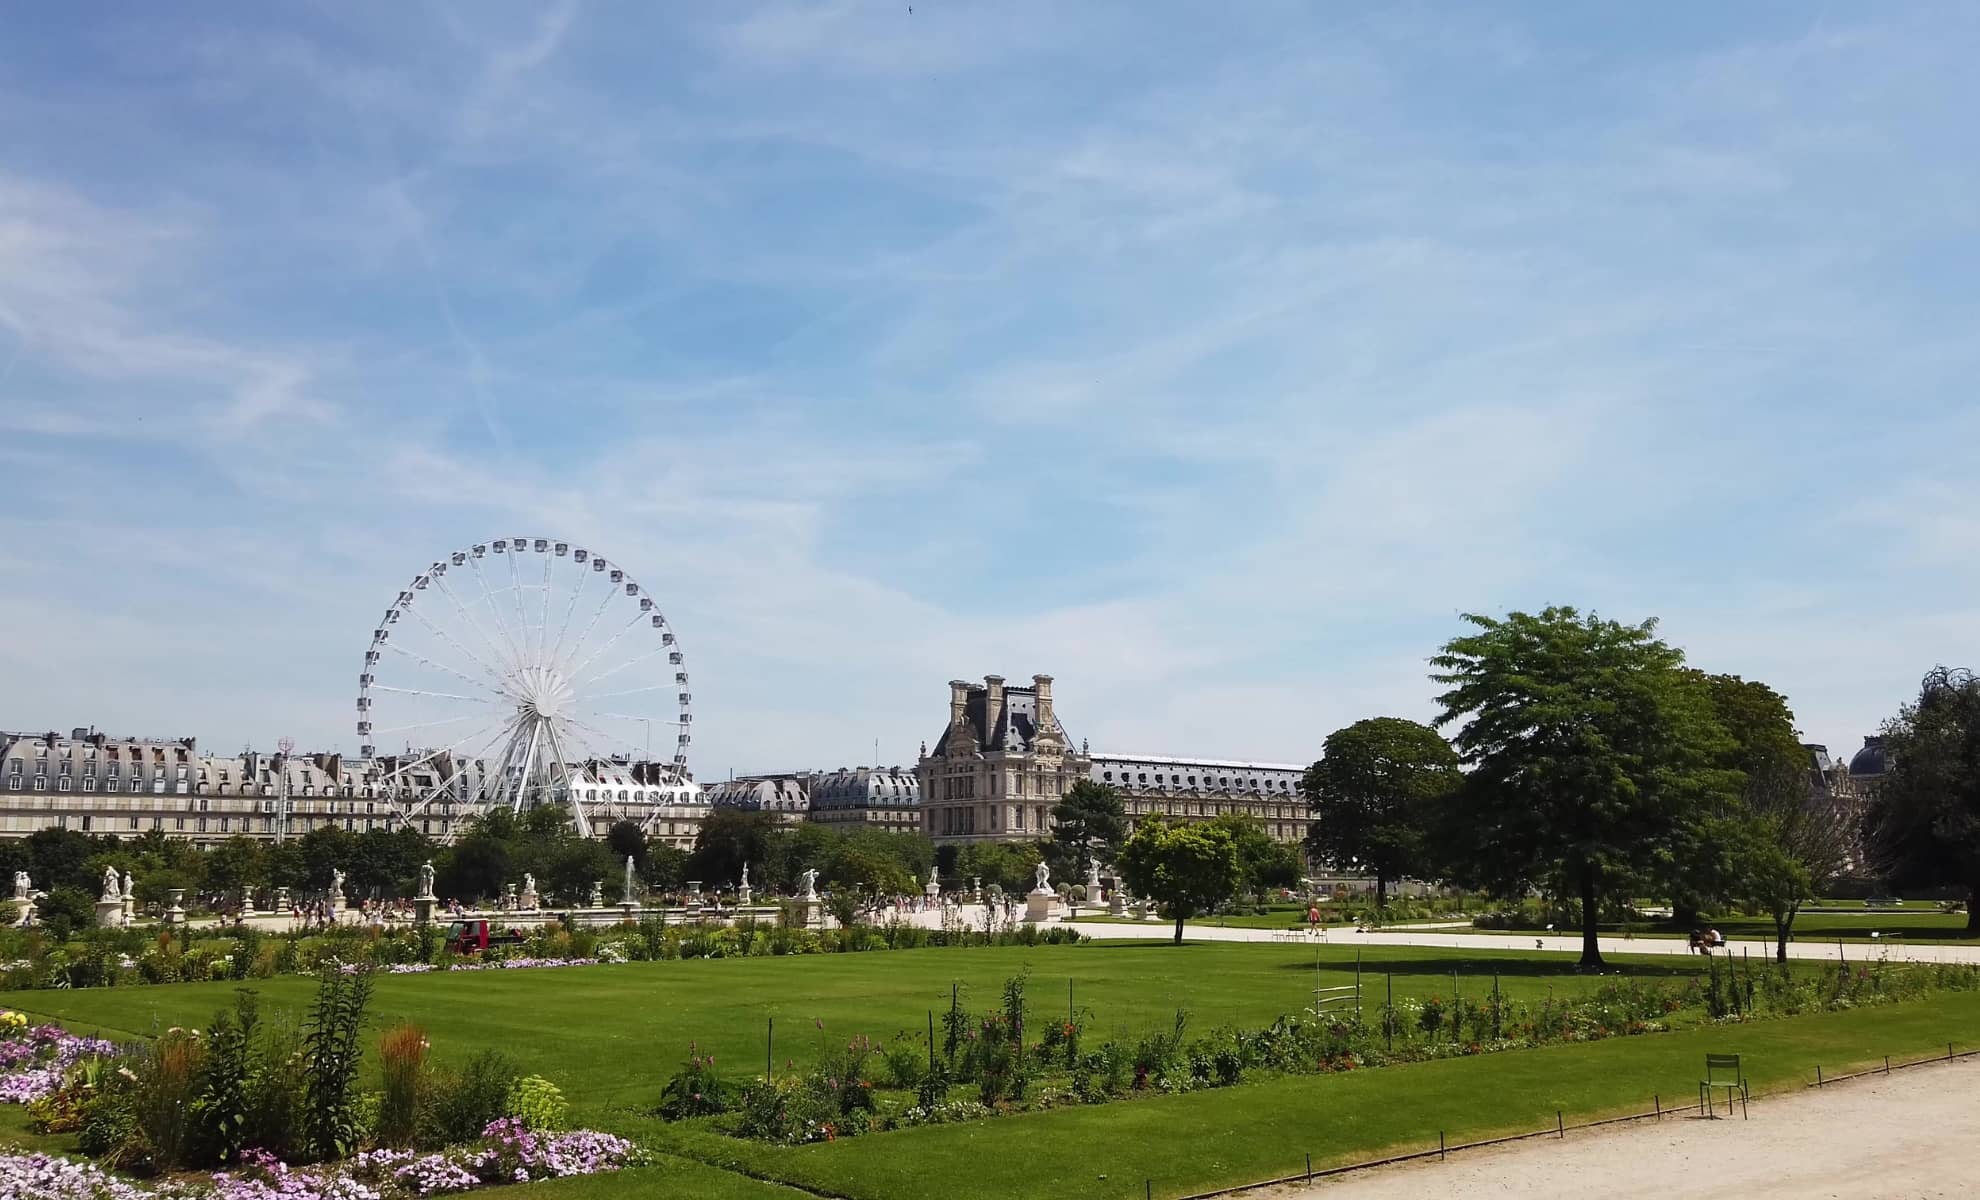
xmin=189 ymin=991 xmax=259 ymax=1165
xmin=300 ymin=966 xmax=374 ymax=1160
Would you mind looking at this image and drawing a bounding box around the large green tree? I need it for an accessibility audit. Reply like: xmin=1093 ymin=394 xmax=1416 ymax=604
xmin=1117 ymin=818 xmax=1240 ymax=944
xmin=1430 ymin=607 xmax=1734 ymax=968
xmin=1206 ymin=813 xmax=1303 ymax=898
xmin=1304 ymin=717 xmax=1458 ymax=909
xmin=1050 ymin=780 xmax=1127 ymax=877
xmin=1866 ymin=666 xmax=1980 ymax=933
xmin=1700 ymin=674 xmax=1850 ymax=960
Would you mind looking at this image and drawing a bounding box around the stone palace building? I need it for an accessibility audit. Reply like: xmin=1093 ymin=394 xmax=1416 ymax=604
xmin=916 ymin=673 xmax=1308 ymax=847
xmin=0 ymin=727 xmax=705 ymax=849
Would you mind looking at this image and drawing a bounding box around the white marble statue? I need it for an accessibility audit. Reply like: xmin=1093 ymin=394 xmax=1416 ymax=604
xmin=417 ymin=861 xmax=436 ymax=899
xmin=589 ymin=880 xmax=604 ymax=907
xmin=101 ymin=866 xmax=122 ymax=903
xmin=523 ymin=872 xmax=537 ymax=895
xmin=331 ymin=868 xmax=348 ymax=904
xmin=122 ymin=871 xmax=134 ymax=903
xmin=799 ymin=868 xmax=819 ymax=901
xmin=1034 ymin=860 xmax=1051 ymax=893
xmin=12 ymin=871 xmax=30 ymax=902
xmin=740 ymin=861 xmax=751 ymax=890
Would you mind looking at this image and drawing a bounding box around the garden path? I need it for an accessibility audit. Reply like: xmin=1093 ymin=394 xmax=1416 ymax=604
xmin=1261 ymin=1055 xmax=1980 ymax=1199
xmin=1062 ymin=919 xmax=1980 ymax=964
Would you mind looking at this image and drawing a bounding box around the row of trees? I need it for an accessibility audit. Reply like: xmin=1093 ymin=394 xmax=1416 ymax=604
xmin=1301 ymin=606 xmax=1977 ymax=967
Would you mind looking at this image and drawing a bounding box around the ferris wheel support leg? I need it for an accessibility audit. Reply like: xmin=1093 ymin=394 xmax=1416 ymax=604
xmin=511 ymin=720 xmax=543 ymax=816
xmin=544 ymin=721 xmax=589 ymax=839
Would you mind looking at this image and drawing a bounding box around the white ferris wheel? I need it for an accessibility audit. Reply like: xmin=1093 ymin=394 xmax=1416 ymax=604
xmin=356 ymin=538 xmax=691 ymax=838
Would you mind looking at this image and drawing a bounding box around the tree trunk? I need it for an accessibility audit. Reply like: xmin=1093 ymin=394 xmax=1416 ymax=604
xmin=1775 ymin=913 xmax=1790 ymax=964
xmin=1578 ymin=869 xmax=1603 ymax=969
xmin=1376 ymin=872 xmax=1388 ymax=911
xmin=1172 ymin=912 xmax=1186 ymax=945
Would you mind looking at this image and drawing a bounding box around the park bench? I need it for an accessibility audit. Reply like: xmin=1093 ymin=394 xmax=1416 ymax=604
xmin=1700 ymin=1053 xmax=1748 ymax=1119
xmin=1864 ymin=896 xmax=1903 ymax=908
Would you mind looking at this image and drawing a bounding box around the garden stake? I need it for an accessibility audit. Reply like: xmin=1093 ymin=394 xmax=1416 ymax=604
xmin=1816 ymin=1065 xmax=1823 ymax=1086
xmin=1885 ymin=1055 xmax=1891 ymax=1074
xmin=1386 ymin=971 xmax=1394 ymax=1051
xmin=1070 ymin=978 xmax=1075 ymax=1027
xmin=1305 ymin=1152 xmax=1312 ymax=1182
xmin=1556 ymin=1110 xmax=1563 ymax=1138
xmin=1439 ymin=1131 xmax=1446 ymax=1160
xmin=1654 ymin=1093 xmax=1660 ymax=1121
xmin=928 ymin=1010 xmax=936 ymax=1077
xmin=767 ymin=1017 xmax=773 ymax=1081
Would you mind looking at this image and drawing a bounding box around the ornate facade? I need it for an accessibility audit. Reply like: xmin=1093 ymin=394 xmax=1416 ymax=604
xmin=918 ymin=675 xmax=1086 ymax=844
xmin=1092 ymin=753 xmax=1307 ymax=843
xmin=916 ymin=674 xmax=1307 ymax=846
xmin=0 ymin=727 xmax=699 ymax=845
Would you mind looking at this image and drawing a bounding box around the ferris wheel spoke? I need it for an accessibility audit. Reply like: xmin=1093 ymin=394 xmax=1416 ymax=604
xmin=467 ymin=554 xmax=530 ymax=668
xmin=369 ymin=711 xmax=491 ymax=738
xmin=428 ymin=572 xmax=525 ymax=680
xmin=504 ymin=545 xmax=536 ymax=659
xmin=562 ymin=713 xmax=658 ymax=763
xmin=581 ymin=710 xmax=686 ymax=727
xmin=368 ymin=684 xmax=502 ymax=705
xmin=535 ymin=551 xmax=555 ymax=665
xmin=563 ymin=612 xmax=648 ymax=683
xmin=543 ymin=562 xmax=588 ymax=673
xmin=554 ymin=582 xmax=618 ymax=682
xmin=382 ymin=642 xmax=509 ymax=698
xmin=569 ymin=640 xmax=673 ymax=692
xmin=583 ymin=681 xmax=676 ymax=703
xmin=400 ymin=599 xmax=515 ymax=691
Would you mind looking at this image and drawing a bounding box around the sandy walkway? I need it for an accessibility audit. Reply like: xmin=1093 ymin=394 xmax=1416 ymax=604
xmin=1259 ymin=1058 xmax=1980 ymax=1200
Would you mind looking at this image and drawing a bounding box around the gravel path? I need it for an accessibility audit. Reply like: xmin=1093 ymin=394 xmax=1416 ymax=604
xmin=1063 ymin=920 xmax=1980 ymax=964
xmin=1258 ymin=1057 xmax=1980 ymax=1200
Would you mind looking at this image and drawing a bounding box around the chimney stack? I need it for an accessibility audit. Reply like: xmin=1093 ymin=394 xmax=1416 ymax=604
xmin=949 ymin=680 xmax=970 ymax=731
xmin=984 ymin=675 xmax=1006 ymax=747
xmin=1032 ymin=674 xmax=1054 ymax=732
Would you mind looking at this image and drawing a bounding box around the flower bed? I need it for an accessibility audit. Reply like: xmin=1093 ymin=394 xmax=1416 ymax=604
xmin=0 ymin=1120 xmax=641 ymax=1199
xmin=0 ymin=1018 xmax=120 ymax=1105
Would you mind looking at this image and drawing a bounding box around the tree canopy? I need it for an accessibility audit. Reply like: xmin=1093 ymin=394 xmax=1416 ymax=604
xmin=1050 ymin=780 xmax=1127 ymax=876
xmin=1866 ymin=666 xmax=1980 ymax=933
xmin=1304 ymin=716 xmax=1458 ymax=908
xmin=1117 ymin=818 xmax=1240 ymax=944
xmin=1430 ymin=607 xmax=1735 ymax=967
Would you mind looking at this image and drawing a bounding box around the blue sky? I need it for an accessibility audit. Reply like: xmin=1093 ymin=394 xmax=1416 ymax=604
xmin=1 ymin=3 xmax=1975 ymax=777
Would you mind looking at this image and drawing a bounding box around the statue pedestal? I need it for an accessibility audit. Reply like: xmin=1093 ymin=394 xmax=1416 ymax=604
xmin=274 ymin=887 xmax=291 ymax=914
xmin=413 ymin=897 xmax=436 ymax=924
xmin=1109 ymin=891 xmax=1127 ymax=917
xmin=520 ymin=890 xmax=540 ymax=912
xmin=96 ymin=898 xmax=124 ymax=928
xmin=737 ymin=886 xmax=753 ymax=906
xmin=1025 ymin=888 xmax=1057 ymax=924
xmin=164 ymin=890 xmax=187 ymax=926
xmin=122 ymin=896 xmax=135 ymax=925
xmin=14 ymin=900 xmax=34 ymax=928
xmin=685 ymin=881 xmax=703 ymax=905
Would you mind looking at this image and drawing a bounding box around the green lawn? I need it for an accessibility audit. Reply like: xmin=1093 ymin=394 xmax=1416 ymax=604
xmin=3 ymin=941 xmax=1973 ymax=1199
xmin=0 ymin=942 xmax=1723 ymax=1116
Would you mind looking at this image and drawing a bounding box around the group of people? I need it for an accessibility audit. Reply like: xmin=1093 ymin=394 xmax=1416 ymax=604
xmin=1688 ymin=926 xmax=1727 ymax=955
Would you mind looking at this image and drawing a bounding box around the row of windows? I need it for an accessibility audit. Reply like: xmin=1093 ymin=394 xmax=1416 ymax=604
xmin=1100 ymin=769 xmax=1297 ymax=792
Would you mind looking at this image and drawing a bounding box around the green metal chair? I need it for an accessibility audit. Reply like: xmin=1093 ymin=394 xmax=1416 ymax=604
xmin=1700 ymin=1053 xmax=1748 ymax=1119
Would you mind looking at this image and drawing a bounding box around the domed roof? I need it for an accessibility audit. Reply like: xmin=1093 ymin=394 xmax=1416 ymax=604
xmin=1849 ymin=735 xmax=1888 ymax=779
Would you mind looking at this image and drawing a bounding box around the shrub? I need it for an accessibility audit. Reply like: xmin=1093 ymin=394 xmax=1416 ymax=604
xmin=419 ymin=1049 xmax=518 ymax=1149
xmin=657 ymin=1044 xmax=728 ymax=1119
xmin=506 ymin=1075 xmax=567 ymax=1131
xmin=242 ymin=1011 xmax=306 ymax=1162
xmin=128 ymin=1028 xmax=204 ymax=1173
xmin=377 ymin=1023 xmax=428 ymax=1147
xmin=188 ymin=991 xmax=259 ymax=1166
